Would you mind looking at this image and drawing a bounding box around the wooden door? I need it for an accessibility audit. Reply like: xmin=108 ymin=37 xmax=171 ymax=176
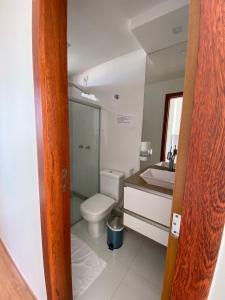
xmin=163 ymin=0 xmax=225 ymax=299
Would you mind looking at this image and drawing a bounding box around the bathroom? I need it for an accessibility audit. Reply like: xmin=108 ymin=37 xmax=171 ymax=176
xmin=68 ymin=1 xmax=188 ymax=299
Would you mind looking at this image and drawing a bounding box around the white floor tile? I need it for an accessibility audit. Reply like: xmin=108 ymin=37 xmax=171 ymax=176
xmin=72 ymin=220 xmax=166 ymax=300
xmin=73 ymin=220 xmax=144 ymax=267
xmin=111 ymin=271 xmax=161 ymax=300
xmin=77 ymin=262 xmax=127 ymax=300
xmin=96 ymin=228 xmax=145 ymax=267
xmin=130 ymin=239 xmax=166 ymax=290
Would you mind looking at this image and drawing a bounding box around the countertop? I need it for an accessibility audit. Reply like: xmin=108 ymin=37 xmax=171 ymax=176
xmin=125 ymin=165 xmax=173 ymax=197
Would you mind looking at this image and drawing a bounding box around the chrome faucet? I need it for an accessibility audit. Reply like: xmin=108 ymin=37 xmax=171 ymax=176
xmin=167 ymin=146 xmax=177 ymax=171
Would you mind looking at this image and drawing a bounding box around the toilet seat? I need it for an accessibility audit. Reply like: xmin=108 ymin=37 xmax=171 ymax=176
xmin=81 ymin=193 xmax=115 ymax=219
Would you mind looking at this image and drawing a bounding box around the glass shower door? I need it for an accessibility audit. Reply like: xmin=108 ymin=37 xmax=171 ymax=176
xmin=69 ymin=100 xmax=100 ymax=225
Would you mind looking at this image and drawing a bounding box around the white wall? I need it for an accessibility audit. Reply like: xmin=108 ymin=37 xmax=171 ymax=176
xmin=69 ymin=50 xmax=146 ymax=177
xmin=0 ymin=1 xmax=47 ymax=299
xmin=209 ymin=227 xmax=225 ymax=300
xmin=142 ymin=77 xmax=184 ymax=164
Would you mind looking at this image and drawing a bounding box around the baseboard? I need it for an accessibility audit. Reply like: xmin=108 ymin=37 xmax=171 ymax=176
xmin=0 ymin=238 xmax=37 ymax=300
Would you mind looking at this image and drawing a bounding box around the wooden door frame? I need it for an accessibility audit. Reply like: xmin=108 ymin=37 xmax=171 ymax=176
xmin=160 ymin=92 xmax=183 ymax=162
xmin=32 ymin=0 xmax=225 ymax=299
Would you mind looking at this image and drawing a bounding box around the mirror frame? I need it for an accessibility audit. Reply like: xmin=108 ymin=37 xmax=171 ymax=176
xmin=160 ymin=91 xmax=183 ymax=162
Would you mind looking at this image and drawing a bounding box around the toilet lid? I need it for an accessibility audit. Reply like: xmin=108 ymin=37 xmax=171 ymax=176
xmin=81 ymin=193 xmax=115 ymax=216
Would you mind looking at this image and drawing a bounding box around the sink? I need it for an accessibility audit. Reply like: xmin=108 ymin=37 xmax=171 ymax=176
xmin=140 ymin=168 xmax=175 ymax=189
xmin=156 ymin=161 xmax=169 ymax=168
xmin=155 ymin=161 xmax=176 ymax=170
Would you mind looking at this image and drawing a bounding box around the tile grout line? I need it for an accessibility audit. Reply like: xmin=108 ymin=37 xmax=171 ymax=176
xmin=128 ymin=241 xmax=165 ymax=294
xmin=73 ymin=222 xmax=162 ymax=299
xmin=109 ymin=235 xmax=146 ymax=300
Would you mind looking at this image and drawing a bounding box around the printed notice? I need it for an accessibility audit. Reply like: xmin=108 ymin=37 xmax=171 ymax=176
xmin=116 ymin=114 xmax=134 ymax=127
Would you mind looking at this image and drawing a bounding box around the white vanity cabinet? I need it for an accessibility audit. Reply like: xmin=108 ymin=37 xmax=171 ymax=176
xmin=123 ymin=186 xmax=172 ymax=246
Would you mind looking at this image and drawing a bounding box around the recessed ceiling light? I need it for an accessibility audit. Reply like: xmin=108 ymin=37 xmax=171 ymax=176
xmin=81 ymin=93 xmax=97 ymax=101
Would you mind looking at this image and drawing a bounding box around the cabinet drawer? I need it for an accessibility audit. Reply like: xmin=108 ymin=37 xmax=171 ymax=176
xmin=124 ymin=213 xmax=169 ymax=246
xmin=124 ymin=187 xmax=172 ymax=227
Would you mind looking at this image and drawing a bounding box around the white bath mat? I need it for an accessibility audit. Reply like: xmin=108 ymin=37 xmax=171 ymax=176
xmin=71 ymin=233 xmax=106 ymax=299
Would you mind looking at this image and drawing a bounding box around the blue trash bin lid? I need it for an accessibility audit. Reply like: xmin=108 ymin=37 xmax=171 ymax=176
xmin=107 ymin=216 xmax=124 ymax=231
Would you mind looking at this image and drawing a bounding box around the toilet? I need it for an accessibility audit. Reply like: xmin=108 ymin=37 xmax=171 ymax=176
xmin=80 ymin=169 xmax=124 ymax=238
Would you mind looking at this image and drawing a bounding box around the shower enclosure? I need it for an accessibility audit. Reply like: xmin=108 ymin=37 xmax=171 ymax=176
xmin=69 ymin=99 xmax=100 ymax=225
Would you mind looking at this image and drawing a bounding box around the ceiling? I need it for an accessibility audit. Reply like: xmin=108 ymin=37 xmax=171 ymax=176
xmin=114 ymin=0 xmax=168 ymax=19
xmin=67 ymin=0 xmax=167 ymax=76
xmin=145 ymin=42 xmax=187 ymax=84
xmin=68 ymin=0 xmax=189 ymax=82
xmin=132 ymin=4 xmax=189 ymax=55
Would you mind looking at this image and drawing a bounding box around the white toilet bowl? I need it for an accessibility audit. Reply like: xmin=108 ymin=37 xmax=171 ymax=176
xmin=80 ymin=169 xmax=124 ymax=238
xmin=80 ymin=193 xmax=115 ymax=238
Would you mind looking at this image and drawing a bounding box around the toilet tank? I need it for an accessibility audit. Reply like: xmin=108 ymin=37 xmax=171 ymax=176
xmin=100 ymin=169 xmax=124 ymax=202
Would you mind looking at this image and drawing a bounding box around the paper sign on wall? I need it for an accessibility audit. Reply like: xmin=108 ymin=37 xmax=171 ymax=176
xmin=116 ymin=114 xmax=134 ymax=127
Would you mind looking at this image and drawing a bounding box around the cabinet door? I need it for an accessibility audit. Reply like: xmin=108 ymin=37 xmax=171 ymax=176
xmin=124 ymin=187 xmax=172 ymax=227
xmin=124 ymin=213 xmax=169 ymax=246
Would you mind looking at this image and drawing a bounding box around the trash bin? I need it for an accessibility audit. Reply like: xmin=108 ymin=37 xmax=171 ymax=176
xmin=107 ymin=215 xmax=124 ymax=250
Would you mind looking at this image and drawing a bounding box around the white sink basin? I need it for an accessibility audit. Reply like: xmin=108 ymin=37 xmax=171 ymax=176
xmin=140 ymin=168 xmax=175 ymax=189
xmin=155 ymin=161 xmax=176 ymax=170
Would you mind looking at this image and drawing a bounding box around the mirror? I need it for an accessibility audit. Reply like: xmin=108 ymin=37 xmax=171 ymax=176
xmin=140 ymin=41 xmax=187 ymax=169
